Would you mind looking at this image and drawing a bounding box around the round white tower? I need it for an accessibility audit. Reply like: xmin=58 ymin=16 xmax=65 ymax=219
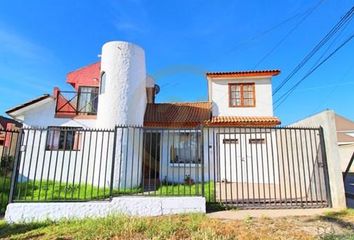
xmin=96 ymin=41 xmax=147 ymax=128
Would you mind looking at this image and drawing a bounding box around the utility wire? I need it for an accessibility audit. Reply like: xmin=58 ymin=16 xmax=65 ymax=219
xmin=274 ymin=32 xmax=354 ymax=110
xmin=254 ymin=0 xmax=324 ymax=69
xmin=273 ymin=6 xmax=354 ymax=95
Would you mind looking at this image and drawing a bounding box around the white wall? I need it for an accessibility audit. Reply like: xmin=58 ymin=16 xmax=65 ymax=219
xmin=17 ymin=129 xmax=114 ymax=192
xmin=113 ymin=127 xmax=143 ymax=189
xmin=5 ymin=196 xmax=206 ymax=223
xmin=97 ymin=41 xmax=147 ymax=129
xmin=218 ymin=130 xmax=277 ymax=184
xmin=209 ymin=77 xmax=273 ymax=117
xmin=21 ymin=99 xmax=96 ymax=128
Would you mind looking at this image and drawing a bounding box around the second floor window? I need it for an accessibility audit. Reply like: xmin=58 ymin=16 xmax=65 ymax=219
xmin=229 ymin=83 xmax=255 ymax=107
xmin=77 ymin=87 xmax=99 ymax=114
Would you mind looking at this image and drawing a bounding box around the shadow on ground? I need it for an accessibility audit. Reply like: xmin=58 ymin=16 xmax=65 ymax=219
xmin=0 ymin=221 xmax=50 ymax=238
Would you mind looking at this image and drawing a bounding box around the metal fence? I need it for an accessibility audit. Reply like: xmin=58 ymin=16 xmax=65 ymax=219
xmin=0 ymin=125 xmax=331 ymax=213
xmin=0 ymin=129 xmax=20 ymax=214
xmin=203 ymin=126 xmax=331 ymax=209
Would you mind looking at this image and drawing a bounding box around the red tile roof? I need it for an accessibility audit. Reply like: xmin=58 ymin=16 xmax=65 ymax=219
xmin=205 ymin=116 xmax=281 ymax=127
xmin=206 ymin=70 xmax=280 ymax=78
xmin=66 ymin=62 xmax=101 ymax=90
xmin=144 ymin=102 xmax=280 ymax=128
xmin=144 ymin=102 xmax=211 ymax=128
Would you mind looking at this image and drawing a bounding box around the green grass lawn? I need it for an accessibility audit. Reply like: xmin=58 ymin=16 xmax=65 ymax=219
xmin=156 ymin=181 xmax=215 ymax=202
xmin=0 ymin=210 xmax=353 ymax=239
xmin=0 ymin=178 xmax=215 ymax=214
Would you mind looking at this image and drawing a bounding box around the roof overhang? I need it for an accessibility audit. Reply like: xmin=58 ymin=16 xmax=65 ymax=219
xmin=206 ymin=70 xmax=280 ymax=79
xmin=6 ymin=94 xmax=52 ymax=119
xmin=205 ymin=116 xmax=281 ymax=127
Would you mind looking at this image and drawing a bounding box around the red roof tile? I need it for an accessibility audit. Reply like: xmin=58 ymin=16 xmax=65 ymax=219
xmin=144 ymin=102 xmax=211 ymax=128
xmin=205 ymin=116 xmax=281 ymax=127
xmin=206 ymin=70 xmax=280 ymax=78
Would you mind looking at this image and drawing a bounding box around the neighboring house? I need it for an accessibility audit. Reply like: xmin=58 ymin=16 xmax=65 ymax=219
xmin=6 ymin=41 xmax=281 ymax=188
xmin=0 ymin=116 xmax=22 ymax=158
xmin=335 ymin=114 xmax=354 ymax=172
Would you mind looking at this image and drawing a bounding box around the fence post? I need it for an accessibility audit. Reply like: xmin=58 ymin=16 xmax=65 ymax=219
xmin=8 ymin=129 xmax=24 ymax=204
xmin=109 ymin=126 xmax=118 ymax=200
xmin=200 ymin=125 xmax=205 ymax=197
xmin=319 ymin=126 xmax=332 ymax=208
xmin=343 ymin=152 xmax=354 ymax=181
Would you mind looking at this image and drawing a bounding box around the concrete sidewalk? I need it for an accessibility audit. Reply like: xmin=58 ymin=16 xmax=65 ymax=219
xmin=207 ymin=208 xmax=337 ymax=220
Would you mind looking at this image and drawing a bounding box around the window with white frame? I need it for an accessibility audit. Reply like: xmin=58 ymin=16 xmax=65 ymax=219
xmin=170 ymin=132 xmax=201 ymax=164
xmin=45 ymin=127 xmax=82 ymax=150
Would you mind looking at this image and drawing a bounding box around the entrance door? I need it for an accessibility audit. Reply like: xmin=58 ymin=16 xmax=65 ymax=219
xmin=142 ymin=132 xmax=161 ymax=190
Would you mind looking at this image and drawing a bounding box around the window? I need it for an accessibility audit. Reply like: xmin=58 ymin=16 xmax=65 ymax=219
xmin=249 ymin=138 xmax=265 ymax=144
xmin=170 ymin=132 xmax=201 ymax=164
xmin=100 ymin=72 xmax=106 ymax=94
xmin=223 ymin=139 xmax=239 ymax=144
xmin=46 ymin=127 xmax=82 ymax=150
xmin=229 ymin=83 xmax=255 ymax=107
xmin=77 ymin=87 xmax=99 ymax=114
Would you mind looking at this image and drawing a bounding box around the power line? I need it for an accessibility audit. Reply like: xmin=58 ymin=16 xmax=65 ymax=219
xmin=274 ymin=32 xmax=354 ymax=110
xmin=254 ymin=0 xmax=324 ymax=68
xmin=273 ymin=6 xmax=354 ymax=95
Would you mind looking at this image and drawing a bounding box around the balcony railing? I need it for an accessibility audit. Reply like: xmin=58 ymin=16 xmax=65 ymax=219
xmin=55 ymin=90 xmax=98 ymax=116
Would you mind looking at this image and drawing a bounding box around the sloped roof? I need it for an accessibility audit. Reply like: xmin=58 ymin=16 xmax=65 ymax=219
xmin=337 ymin=132 xmax=354 ymax=143
xmin=335 ymin=114 xmax=354 ymax=131
xmin=206 ymin=70 xmax=280 ymax=78
xmin=0 ymin=116 xmax=22 ymax=129
xmin=66 ymin=61 xmax=100 ymax=89
xmin=144 ymin=102 xmax=211 ymax=128
xmin=205 ymin=116 xmax=281 ymax=126
xmin=6 ymin=94 xmax=51 ymax=115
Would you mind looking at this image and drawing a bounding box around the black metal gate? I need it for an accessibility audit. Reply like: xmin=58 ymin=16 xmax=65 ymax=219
xmin=203 ymin=126 xmax=331 ymax=209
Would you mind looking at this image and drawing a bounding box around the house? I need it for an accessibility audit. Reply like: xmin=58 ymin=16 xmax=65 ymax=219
xmin=5 ymin=41 xmax=282 ymax=187
xmin=335 ymin=114 xmax=354 ymax=172
xmin=0 ymin=116 xmax=22 ymax=158
xmin=4 ymin=41 xmax=342 ymax=223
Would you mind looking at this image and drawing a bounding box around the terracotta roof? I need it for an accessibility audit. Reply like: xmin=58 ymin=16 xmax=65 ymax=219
xmin=66 ymin=61 xmax=101 ymax=89
xmin=144 ymin=102 xmax=211 ymax=128
xmin=206 ymin=70 xmax=280 ymax=78
xmin=205 ymin=116 xmax=281 ymax=127
xmin=6 ymin=95 xmax=51 ymax=115
xmin=337 ymin=132 xmax=354 ymax=143
xmin=335 ymin=114 xmax=354 ymax=131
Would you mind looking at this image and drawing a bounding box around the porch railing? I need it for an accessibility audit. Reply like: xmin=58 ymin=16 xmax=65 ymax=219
xmin=55 ymin=90 xmax=98 ymax=116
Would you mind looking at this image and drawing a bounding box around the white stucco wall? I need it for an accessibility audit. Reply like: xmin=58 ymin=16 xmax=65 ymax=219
xmin=96 ymin=41 xmax=147 ymax=129
xmin=5 ymin=196 xmax=206 ymax=223
xmin=17 ymin=129 xmax=115 ymax=191
xmin=209 ymin=77 xmax=273 ymax=117
xmin=218 ymin=130 xmax=277 ymax=184
xmin=20 ymin=98 xmax=96 ymax=128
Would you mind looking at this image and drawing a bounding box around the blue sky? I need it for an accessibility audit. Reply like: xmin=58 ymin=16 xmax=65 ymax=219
xmin=0 ymin=0 xmax=353 ymax=124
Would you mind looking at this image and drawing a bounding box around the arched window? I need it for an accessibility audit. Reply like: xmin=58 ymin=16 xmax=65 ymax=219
xmin=100 ymin=72 xmax=106 ymax=94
